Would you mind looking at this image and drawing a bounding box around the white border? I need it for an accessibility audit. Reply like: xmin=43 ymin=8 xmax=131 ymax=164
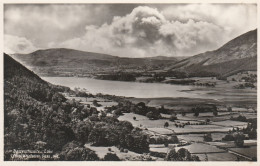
xmin=0 ymin=0 xmax=259 ymax=166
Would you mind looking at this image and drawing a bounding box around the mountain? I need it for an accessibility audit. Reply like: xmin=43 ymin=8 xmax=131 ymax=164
xmin=11 ymin=29 xmax=257 ymax=78
xmin=169 ymin=29 xmax=257 ymax=77
xmin=3 ymin=53 xmax=150 ymax=161
xmin=12 ymin=48 xmax=179 ymax=76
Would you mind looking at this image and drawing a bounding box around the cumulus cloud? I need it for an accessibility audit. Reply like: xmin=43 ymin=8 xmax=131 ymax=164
xmin=5 ymin=4 xmax=257 ymax=57
xmin=4 ymin=4 xmax=111 ymax=47
xmin=55 ymin=6 xmax=234 ymax=57
xmin=161 ymin=4 xmax=257 ymax=39
xmin=4 ymin=34 xmax=38 ymax=54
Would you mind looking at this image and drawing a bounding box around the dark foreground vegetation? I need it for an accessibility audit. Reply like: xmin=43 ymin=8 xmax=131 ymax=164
xmin=4 ymin=54 xmax=150 ymax=160
xmin=4 ymin=53 xmax=201 ymax=161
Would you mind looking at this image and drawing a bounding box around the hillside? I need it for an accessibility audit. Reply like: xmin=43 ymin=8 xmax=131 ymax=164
xmin=3 ymin=53 xmax=150 ymax=161
xmin=12 ymin=48 xmax=179 ymax=76
xmin=169 ymin=29 xmax=257 ymax=77
xmin=4 ymin=53 xmax=75 ymax=158
xmin=10 ymin=29 xmax=257 ymax=78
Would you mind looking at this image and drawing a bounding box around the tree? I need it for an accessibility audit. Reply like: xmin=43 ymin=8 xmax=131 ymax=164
xmin=222 ymin=134 xmax=234 ymax=141
xmin=164 ymin=122 xmax=169 ymax=128
xmin=136 ymin=102 xmax=146 ymax=109
xmin=133 ymin=116 xmax=136 ymax=121
xmin=73 ymin=121 xmax=93 ymax=144
xmin=165 ymin=148 xmax=200 ymax=161
xmin=213 ymin=110 xmax=218 ymax=116
xmin=182 ymin=112 xmax=186 ymax=116
xmin=146 ymin=111 xmax=154 ymax=120
xmin=93 ymin=100 xmax=101 ymax=107
xmin=104 ymin=153 xmax=120 ymax=161
xmin=146 ymin=111 xmax=160 ymax=120
xmin=194 ymin=111 xmax=199 ymax=117
xmin=169 ymin=114 xmax=177 ymax=122
xmin=234 ymin=133 xmax=245 ymax=147
xmin=206 ymin=118 xmax=210 ymax=124
xmin=203 ymin=133 xmax=212 ymax=142
xmin=165 ymin=148 xmax=178 ymax=161
xmin=60 ymin=141 xmax=99 ymax=161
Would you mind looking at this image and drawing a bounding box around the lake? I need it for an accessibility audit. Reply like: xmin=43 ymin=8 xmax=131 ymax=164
xmin=42 ymin=77 xmax=208 ymax=98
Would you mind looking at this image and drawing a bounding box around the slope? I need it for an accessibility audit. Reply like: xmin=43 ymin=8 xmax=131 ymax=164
xmin=169 ymin=29 xmax=257 ymax=77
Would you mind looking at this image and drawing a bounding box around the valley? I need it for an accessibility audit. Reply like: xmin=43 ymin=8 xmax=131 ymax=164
xmin=4 ymin=28 xmax=257 ymax=161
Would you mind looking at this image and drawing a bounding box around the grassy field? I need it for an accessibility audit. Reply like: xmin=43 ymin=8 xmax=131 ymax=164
xmin=229 ymin=146 xmax=257 ymax=159
xmin=211 ymin=120 xmax=248 ymax=128
xmin=118 ymin=113 xmax=239 ymax=134
xmin=196 ymin=152 xmax=237 ymax=161
xmin=175 ymin=143 xmax=225 ymax=154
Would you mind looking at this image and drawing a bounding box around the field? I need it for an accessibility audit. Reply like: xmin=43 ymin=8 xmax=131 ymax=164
xmin=196 ymin=152 xmax=237 ymax=161
xmin=63 ymin=82 xmax=257 ymax=161
xmin=229 ymin=146 xmax=257 ymax=159
xmin=118 ymin=113 xmax=249 ymax=134
xmin=149 ymin=142 xmax=233 ymax=161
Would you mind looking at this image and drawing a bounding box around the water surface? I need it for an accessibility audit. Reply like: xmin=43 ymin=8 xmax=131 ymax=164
xmin=42 ymin=77 xmax=205 ymax=98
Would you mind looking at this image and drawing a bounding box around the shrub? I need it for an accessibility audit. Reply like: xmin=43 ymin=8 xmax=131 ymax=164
xmin=169 ymin=115 xmax=177 ymax=122
xmin=203 ymin=133 xmax=213 ymax=142
xmin=165 ymin=148 xmax=200 ymax=161
xmin=104 ymin=153 xmax=120 ymax=161
xmin=60 ymin=141 xmax=99 ymax=161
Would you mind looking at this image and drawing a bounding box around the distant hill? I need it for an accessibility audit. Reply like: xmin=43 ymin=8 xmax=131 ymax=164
xmin=12 ymin=48 xmax=179 ymax=76
xmin=11 ymin=29 xmax=257 ymax=78
xmin=169 ymin=29 xmax=257 ymax=77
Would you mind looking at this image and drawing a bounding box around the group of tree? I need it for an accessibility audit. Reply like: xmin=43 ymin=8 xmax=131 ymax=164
xmin=4 ymin=54 xmax=150 ymax=160
xmin=191 ymin=104 xmax=218 ymax=117
xmin=165 ymin=148 xmax=200 ymax=161
xmin=222 ymin=132 xmax=245 ymax=147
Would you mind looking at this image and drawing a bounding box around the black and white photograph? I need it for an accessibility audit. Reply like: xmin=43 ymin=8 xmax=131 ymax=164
xmin=2 ymin=1 xmax=258 ymax=162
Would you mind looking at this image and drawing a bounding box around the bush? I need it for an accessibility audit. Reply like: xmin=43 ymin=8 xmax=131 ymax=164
xmin=222 ymin=134 xmax=234 ymax=141
xmin=169 ymin=115 xmax=177 ymax=122
xmin=213 ymin=110 xmax=218 ymax=116
xmin=104 ymin=153 xmax=120 ymax=161
xmin=203 ymin=133 xmax=213 ymax=142
xmin=60 ymin=141 xmax=99 ymax=161
xmin=234 ymin=133 xmax=245 ymax=147
xmin=165 ymin=148 xmax=200 ymax=161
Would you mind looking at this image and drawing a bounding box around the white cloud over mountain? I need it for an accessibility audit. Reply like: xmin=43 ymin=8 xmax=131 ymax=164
xmin=4 ymin=4 xmax=257 ymax=57
xmin=4 ymin=34 xmax=38 ymax=54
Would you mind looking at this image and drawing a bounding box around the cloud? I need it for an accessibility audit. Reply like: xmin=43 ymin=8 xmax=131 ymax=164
xmin=56 ymin=6 xmax=238 ymax=57
xmin=5 ymin=4 xmax=257 ymax=57
xmin=161 ymin=4 xmax=257 ymax=39
xmin=4 ymin=4 xmax=111 ymax=47
xmin=4 ymin=34 xmax=38 ymax=54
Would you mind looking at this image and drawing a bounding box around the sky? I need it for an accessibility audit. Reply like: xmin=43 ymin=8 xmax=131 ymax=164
xmin=4 ymin=3 xmax=257 ymax=57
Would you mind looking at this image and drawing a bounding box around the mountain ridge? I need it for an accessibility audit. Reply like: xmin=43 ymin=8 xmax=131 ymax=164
xmin=11 ymin=29 xmax=257 ymax=77
xmin=168 ymin=29 xmax=257 ymax=77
